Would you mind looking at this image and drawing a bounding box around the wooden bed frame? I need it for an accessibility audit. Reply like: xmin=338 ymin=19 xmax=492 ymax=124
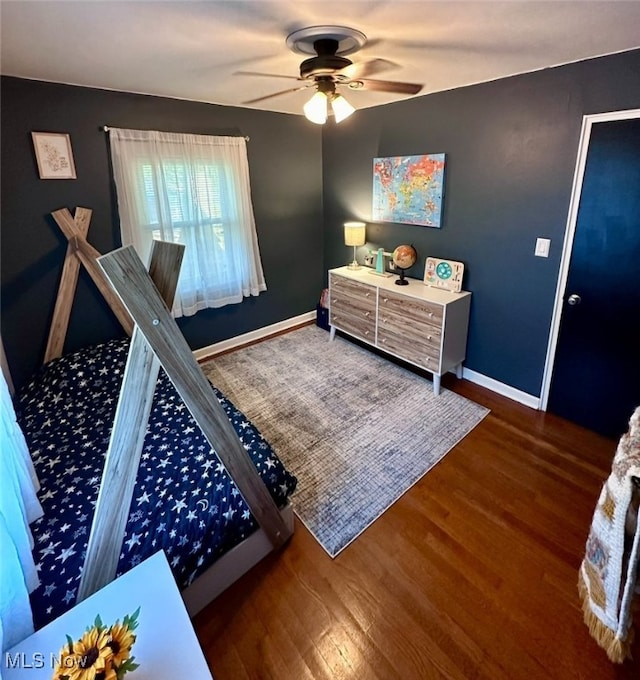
xmin=182 ymin=502 xmax=294 ymax=615
xmin=42 ymin=206 xmax=295 ymax=613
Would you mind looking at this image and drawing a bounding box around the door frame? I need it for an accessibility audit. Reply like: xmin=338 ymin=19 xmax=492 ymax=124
xmin=540 ymin=107 xmax=640 ymax=411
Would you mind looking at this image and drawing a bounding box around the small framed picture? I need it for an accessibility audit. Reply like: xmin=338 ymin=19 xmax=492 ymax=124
xmin=31 ymin=132 xmax=77 ymax=179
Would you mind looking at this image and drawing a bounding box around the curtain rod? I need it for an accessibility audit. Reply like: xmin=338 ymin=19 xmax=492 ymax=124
xmin=102 ymin=125 xmax=249 ymax=141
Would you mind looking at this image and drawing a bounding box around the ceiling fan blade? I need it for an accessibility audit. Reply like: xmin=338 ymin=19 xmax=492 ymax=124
xmin=337 ymin=58 xmax=398 ymax=81
xmin=234 ymin=70 xmax=302 ymax=81
xmin=354 ymin=79 xmax=423 ymax=95
xmin=242 ymin=85 xmax=312 ymax=105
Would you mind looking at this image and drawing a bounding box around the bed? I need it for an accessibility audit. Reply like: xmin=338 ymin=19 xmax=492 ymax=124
xmin=9 ymin=213 xmax=297 ymax=630
xmin=15 ymin=337 xmax=297 ymax=629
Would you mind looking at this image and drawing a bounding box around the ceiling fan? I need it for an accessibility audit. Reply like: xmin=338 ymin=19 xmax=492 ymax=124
xmin=236 ymin=26 xmax=424 ymax=124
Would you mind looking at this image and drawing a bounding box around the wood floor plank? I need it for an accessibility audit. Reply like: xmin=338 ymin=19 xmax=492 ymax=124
xmin=193 ymin=371 xmax=640 ymax=679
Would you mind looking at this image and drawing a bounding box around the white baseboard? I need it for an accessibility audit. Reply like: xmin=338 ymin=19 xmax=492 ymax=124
xmin=193 ymin=313 xmax=541 ymax=410
xmin=462 ymin=367 xmax=541 ymax=410
xmin=193 ymin=311 xmax=316 ymax=361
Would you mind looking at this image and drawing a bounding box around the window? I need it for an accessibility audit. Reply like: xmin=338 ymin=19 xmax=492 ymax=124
xmin=109 ymin=129 xmax=266 ymax=318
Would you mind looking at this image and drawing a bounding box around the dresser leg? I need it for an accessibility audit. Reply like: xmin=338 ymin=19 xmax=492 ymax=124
xmin=433 ymin=374 xmax=441 ymax=396
xmin=455 ymin=363 xmax=463 ymax=379
xmin=329 ymin=325 xmax=336 ymax=341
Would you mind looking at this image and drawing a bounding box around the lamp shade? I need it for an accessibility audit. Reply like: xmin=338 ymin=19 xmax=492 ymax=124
xmin=344 ymin=221 xmax=366 ymax=246
xmin=303 ymin=91 xmax=328 ymax=125
xmin=331 ymin=94 xmax=355 ymax=123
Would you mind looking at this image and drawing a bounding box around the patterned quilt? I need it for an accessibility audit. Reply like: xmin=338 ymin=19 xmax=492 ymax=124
xmin=578 ymin=406 xmax=640 ymax=662
xmin=14 ymin=339 xmax=297 ymax=629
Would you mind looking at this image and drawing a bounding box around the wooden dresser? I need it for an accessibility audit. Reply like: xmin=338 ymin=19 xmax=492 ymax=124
xmin=328 ymin=266 xmax=471 ymax=395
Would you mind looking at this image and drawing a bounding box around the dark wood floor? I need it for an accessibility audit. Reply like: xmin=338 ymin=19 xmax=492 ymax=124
xmin=193 ymin=374 xmax=640 ymax=679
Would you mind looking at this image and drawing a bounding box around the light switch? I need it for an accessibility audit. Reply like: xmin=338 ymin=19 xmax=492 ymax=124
xmin=535 ymin=238 xmax=551 ymax=258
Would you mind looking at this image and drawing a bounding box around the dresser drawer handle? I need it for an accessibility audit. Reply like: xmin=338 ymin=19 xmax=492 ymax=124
xmin=364 ymin=330 xmax=370 ymax=336
xmin=383 ymin=297 xmax=388 ymax=303
xmin=425 ymin=357 xmax=431 ymax=363
xmin=365 ymin=311 xmax=371 ymax=317
xmin=427 ymin=335 xmax=432 ymax=341
xmin=428 ymin=312 xmax=434 ymax=318
xmin=365 ymin=291 xmax=371 ymax=297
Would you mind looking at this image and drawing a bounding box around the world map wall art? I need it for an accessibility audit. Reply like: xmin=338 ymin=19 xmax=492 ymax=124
xmin=373 ymin=153 xmax=446 ymax=227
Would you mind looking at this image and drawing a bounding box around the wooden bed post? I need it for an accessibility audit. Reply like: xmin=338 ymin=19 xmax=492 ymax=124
xmin=45 ymin=207 xmax=134 ymax=364
xmin=77 ymin=244 xmax=292 ymax=602
xmin=76 ymin=241 xmax=183 ymax=602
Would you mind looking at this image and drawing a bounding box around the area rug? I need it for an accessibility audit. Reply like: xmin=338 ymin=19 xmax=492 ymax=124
xmin=202 ymin=325 xmax=489 ymax=557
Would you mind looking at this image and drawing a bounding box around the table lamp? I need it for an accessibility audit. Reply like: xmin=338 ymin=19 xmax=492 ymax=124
xmin=344 ymin=221 xmax=366 ymax=270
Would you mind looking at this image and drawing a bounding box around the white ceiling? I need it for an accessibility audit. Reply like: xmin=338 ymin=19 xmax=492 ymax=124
xmin=2 ymin=1 xmax=640 ymax=116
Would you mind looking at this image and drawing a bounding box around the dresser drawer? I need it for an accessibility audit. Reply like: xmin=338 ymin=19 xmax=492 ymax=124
xmin=329 ymin=274 xmax=376 ymax=343
xmin=330 ymin=274 xmax=376 ymax=306
xmin=330 ymin=303 xmax=375 ymax=342
xmin=379 ymin=289 xmax=443 ymax=325
xmin=377 ymin=325 xmax=441 ymax=369
xmin=378 ymin=305 xmax=443 ymax=344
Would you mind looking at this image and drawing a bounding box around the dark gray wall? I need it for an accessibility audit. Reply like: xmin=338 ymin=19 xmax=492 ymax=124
xmin=322 ymin=50 xmax=640 ymax=396
xmin=3 ymin=50 xmax=639 ymax=397
xmin=1 ymin=77 xmax=324 ymax=389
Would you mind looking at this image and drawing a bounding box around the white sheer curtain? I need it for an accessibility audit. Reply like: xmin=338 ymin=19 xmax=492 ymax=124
xmin=0 ymin=371 xmax=43 ymax=653
xmin=108 ymin=128 xmax=267 ymax=318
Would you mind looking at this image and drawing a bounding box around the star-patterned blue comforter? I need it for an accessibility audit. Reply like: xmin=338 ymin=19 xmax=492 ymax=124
xmin=14 ymin=338 xmax=297 ymax=629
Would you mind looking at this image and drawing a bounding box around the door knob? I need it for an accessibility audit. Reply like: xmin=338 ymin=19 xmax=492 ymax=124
xmin=567 ymin=293 xmax=581 ymax=306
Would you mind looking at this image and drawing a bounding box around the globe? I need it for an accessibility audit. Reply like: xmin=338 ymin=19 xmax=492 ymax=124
xmin=392 ymin=245 xmax=417 ymax=285
xmin=393 ymin=245 xmax=417 ymax=270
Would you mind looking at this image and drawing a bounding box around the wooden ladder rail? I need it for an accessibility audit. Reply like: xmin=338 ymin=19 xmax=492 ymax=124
xmin=77 ymin=243 xmax=292 ymax=602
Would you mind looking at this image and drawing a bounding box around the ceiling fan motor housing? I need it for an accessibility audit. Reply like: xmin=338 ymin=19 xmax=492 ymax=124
xmin=299 ymin=39 xmax=352 ymax=79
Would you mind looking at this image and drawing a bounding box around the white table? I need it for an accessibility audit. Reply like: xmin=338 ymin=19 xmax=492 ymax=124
xmin=3 ymin=551 xmax=213 ymax=679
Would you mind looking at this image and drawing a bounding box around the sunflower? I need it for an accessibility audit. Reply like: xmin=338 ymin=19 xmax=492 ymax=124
xmin=54 ymin=627 xmax=114 ymax=680
xmin=52 ymin=640 xmax=76 ymax=680
xmin=107 ymin=622 xmax=136 ymax=668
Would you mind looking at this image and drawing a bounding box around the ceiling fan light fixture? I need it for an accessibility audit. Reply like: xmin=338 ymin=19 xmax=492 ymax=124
xmin=331 ymin=93 xmax=355 ymax=122
xmin=238 ymin=25 xmax=424 ymax=116
xmin=303 ymin=91 xmax=328 ymax=124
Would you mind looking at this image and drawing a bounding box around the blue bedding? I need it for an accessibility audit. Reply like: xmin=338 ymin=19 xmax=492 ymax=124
xmin=14 ymin=339 xmax=297 ymax=629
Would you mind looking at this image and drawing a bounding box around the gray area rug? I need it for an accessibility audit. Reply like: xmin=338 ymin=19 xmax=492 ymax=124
xmin=202 ymin=325 xmax=489 ymax=557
